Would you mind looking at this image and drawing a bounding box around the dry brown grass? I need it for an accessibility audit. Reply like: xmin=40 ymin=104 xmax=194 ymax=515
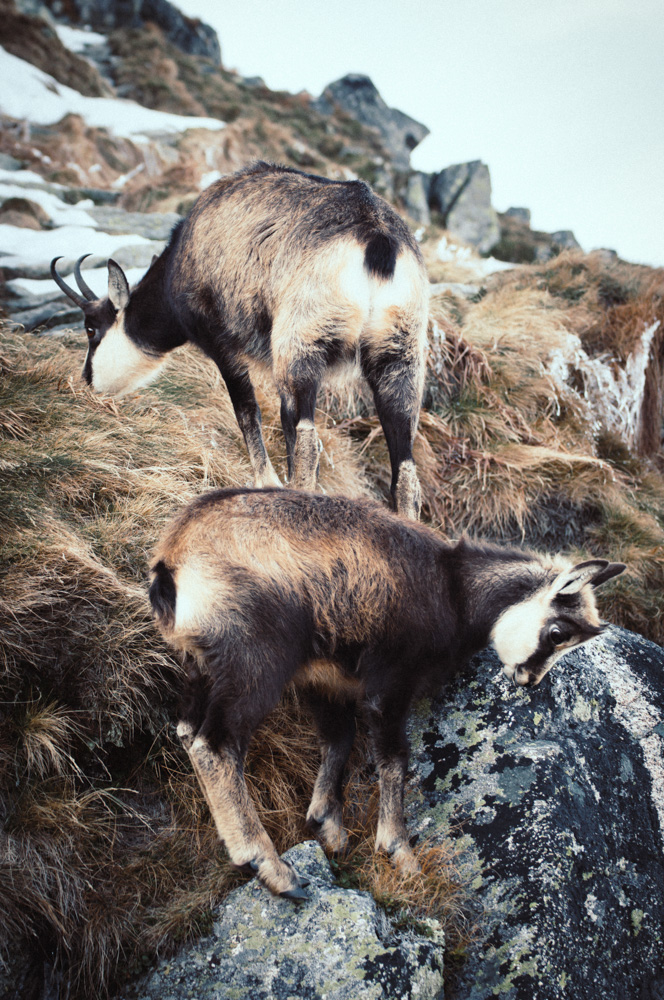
xmin=2 ymin=241 xmax=664 ymax=997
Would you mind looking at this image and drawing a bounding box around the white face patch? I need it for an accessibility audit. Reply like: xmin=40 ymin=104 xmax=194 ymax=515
xmin=491 ymin=587 xmax=552 ymax=672
xmin=90 ymin=319 xmax=165 ymax=396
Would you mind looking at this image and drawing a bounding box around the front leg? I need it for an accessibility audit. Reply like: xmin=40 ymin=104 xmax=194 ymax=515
xmin=365 ymin=688 xmax=420 ymax=873
xmin=216 ymin=360 xmax=281 ymax=488
xmin=302 ymin=690 xmax=357 ymax=853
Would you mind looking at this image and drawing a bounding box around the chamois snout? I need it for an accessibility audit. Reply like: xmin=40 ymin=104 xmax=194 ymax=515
xmin=492 ymin=558 xmax=626 ymax=687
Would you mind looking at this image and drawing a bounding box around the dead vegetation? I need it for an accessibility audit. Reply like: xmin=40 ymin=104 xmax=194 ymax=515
xmin=2 ymin=241 xmax=664 ymax=997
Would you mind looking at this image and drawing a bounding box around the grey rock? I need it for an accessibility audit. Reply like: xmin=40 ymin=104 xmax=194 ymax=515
xmin=0 ymin=153 xmax=25 ymax=171
xmin=41 ymin=0 xmax=221 ymax=63
xmin=314 ymin=75 xmax=429 ymax=171
xmin=407 ymin=626 xmax=664 ymax=999
xmin=118 ymin=841 xmax=445 ymax=1000
xmin=9 ymin=300 xmax=82 ymax=331
xmin=87 ymin=206 xmax=181 ymax=239
xmin=404 ymin=171 xmax=431 ymax=225
xmin=60 ymin=187 xmax=121 ymax=206
xmin=429 ymin=160 xmax=500 ymax=254
xmin=240 ymin=75 xmax=267 ymax=89
xmin=505 ymin=206 xmax=531 ymax=225
xmin=551 ymin=229 xmax=581 ymax=250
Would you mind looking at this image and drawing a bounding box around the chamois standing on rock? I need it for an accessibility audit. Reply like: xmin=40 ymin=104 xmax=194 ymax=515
xmin=149 ymin=488 xmax=625 ymax=899
xmin=51 ymin=162 xmax=429 ymax=519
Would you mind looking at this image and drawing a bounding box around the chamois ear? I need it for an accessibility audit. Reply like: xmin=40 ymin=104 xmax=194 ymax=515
xmin=108 ymin=259 xmax=130 ymax=311
xmin=554 ymin=559 xmax=611 ymax=596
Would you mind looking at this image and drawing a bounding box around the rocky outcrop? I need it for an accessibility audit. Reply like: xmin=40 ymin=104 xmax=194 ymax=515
xmin=40 ymin=0 xmax=221 ymax=62
xmin=429 ymin=160 xmax=499 ymax=254
xmin=404 ymin=171 xmax=431 ymax=225
xmin=494 ymin=210 xmax=582 ymax=264
xmin=314 ymin=74 xmax=429 ymax=171
xmin=118 ymin=841 xmax=445 ymax=1000
xmin=407 ymin=626 xmax=664 ymax=999
xmin=111 ymin=627 xmax=664 ymax=1000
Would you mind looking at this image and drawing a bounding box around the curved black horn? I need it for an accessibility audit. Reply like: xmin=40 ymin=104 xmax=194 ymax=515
xmin=50 ymin=257 xmax=88 ymax=309
xmin=74 ymin=254 xmax=97 ymax=300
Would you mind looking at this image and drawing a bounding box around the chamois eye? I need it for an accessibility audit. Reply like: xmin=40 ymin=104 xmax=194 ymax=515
xmin=549 ymin=625 xmax=565 ymax=645
xmin=85 ymin=325 xmax=96 ymax=339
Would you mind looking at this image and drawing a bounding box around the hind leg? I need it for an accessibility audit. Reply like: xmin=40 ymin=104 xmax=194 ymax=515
xmin=279 ymin=380 xmax=320 ymax=490
xmin=360 ymin=317 xmax=426 ymax=520
xmin=178 ymin=662 xmax=308 ymax=898
xmin=302 ymin=691 xmax=356 ymax=852
xmin=364 ymin=676 xmax=420 ymax=873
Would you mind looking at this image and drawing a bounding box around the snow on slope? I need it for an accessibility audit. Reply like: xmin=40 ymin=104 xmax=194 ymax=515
xmin=53 ymin=24 xmax=107 ymax=53
xmin=0 ymin=46 xmax=225 ymax=141
xmin=10 ymin=266 xmax=151 ymax=301
xmin=0 ymin=223 xmax=156 ymax=270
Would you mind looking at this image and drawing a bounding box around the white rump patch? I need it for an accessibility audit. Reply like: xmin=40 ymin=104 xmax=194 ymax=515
xmin=91 ymin=321 xmax=165 ymax=396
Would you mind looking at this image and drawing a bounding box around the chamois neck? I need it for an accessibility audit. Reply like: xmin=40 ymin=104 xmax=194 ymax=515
xmin=125 ymin=255 xmax=187 ymax=354
xmin=451 ymin=541 xmax=550 ymax=655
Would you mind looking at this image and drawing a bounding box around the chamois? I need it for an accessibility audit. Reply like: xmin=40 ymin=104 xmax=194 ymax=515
xmin=149 ymin=488 xmax=625 ymax=899
xmin=51 ymin=162 xmax=429 ymax=519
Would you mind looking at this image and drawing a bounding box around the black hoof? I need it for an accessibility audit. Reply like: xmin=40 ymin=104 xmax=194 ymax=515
xmin=234 ymin=859 xmax=260 ymax=875
xmin=280 ymin=884 xmax=309 ymax=901
xmin=298 ymin=875 xmax=310 ymax=888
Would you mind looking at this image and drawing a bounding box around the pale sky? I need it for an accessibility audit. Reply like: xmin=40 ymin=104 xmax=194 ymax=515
xmin=177 ymin=0 xmax=664 ymax=266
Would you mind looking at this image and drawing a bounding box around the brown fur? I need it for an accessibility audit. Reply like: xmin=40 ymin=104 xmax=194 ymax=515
xmin=56 ymin=163 xmax=429 ymax=517
xmin=150 ymin=488 xmax=625 ymax=897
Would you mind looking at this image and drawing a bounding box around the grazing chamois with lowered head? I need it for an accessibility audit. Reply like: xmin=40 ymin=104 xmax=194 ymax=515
xmin=51 ymin=162 xmax=429 ymax=519
xmin=149 ymin=488 xmax=625 ymax=899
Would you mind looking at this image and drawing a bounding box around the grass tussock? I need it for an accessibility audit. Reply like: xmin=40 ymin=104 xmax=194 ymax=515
xmin=2 ymin=240 xmax=664 ymax=996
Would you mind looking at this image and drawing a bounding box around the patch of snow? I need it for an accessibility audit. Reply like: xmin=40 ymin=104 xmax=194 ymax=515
xmin=0 ymin=184 xmax=96 ymax=226
xmin=0 ymin=47 xmax=225 ymax=142
xmin=54 ymin=25 xmax=108 ymax=53
xmin=0 ymin=168 xmax=62 ymax=188
xmin=10 ymin=264 xmax=151 ymax=301
xmin=437 ymin=236 xmax=474 ymax=264
xmin=0 ymin=223 xmax=155 ymax=268
xmin=112 ymin=163 xmax=145 ymax=190
xmin=436 ymin=235 xmax=514 ymax=280
xmin=479 ymin=257 xmax=515 ymax=276
xmin=199 ymin=170 xmax=222 ymax=190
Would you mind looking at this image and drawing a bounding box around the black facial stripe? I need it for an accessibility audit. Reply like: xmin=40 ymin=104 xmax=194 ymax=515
xmin=517 ymin=641 xmax=552 ymax=676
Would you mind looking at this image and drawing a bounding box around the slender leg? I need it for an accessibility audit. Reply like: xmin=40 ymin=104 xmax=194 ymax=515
xmin=365 ymin=686 xmax=420 ymax=872
xmin=278 ymin=377 xmax=320 ymax=490
xmin=215 ymin=360 xmax=281 ymax=488
xmin=360 ymin=337 xmax=424 ymax=520
xmin=178 ymin=660 xmax=308 ymax=898
xmin=302 ymin=691 xmax=357 ymax=852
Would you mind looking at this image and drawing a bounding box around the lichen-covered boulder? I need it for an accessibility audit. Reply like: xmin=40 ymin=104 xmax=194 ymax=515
xmin=407 ymin=626 xmax=664 ymax=999
xmin=119 ymin=841 xmax=445 ymax=1000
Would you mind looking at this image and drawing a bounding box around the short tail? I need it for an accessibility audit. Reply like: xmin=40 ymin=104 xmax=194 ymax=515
xmin=364 ymin=233 xmax=398 ymax=279
xmin=149 ymin=560 xmax=176 ymax=627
